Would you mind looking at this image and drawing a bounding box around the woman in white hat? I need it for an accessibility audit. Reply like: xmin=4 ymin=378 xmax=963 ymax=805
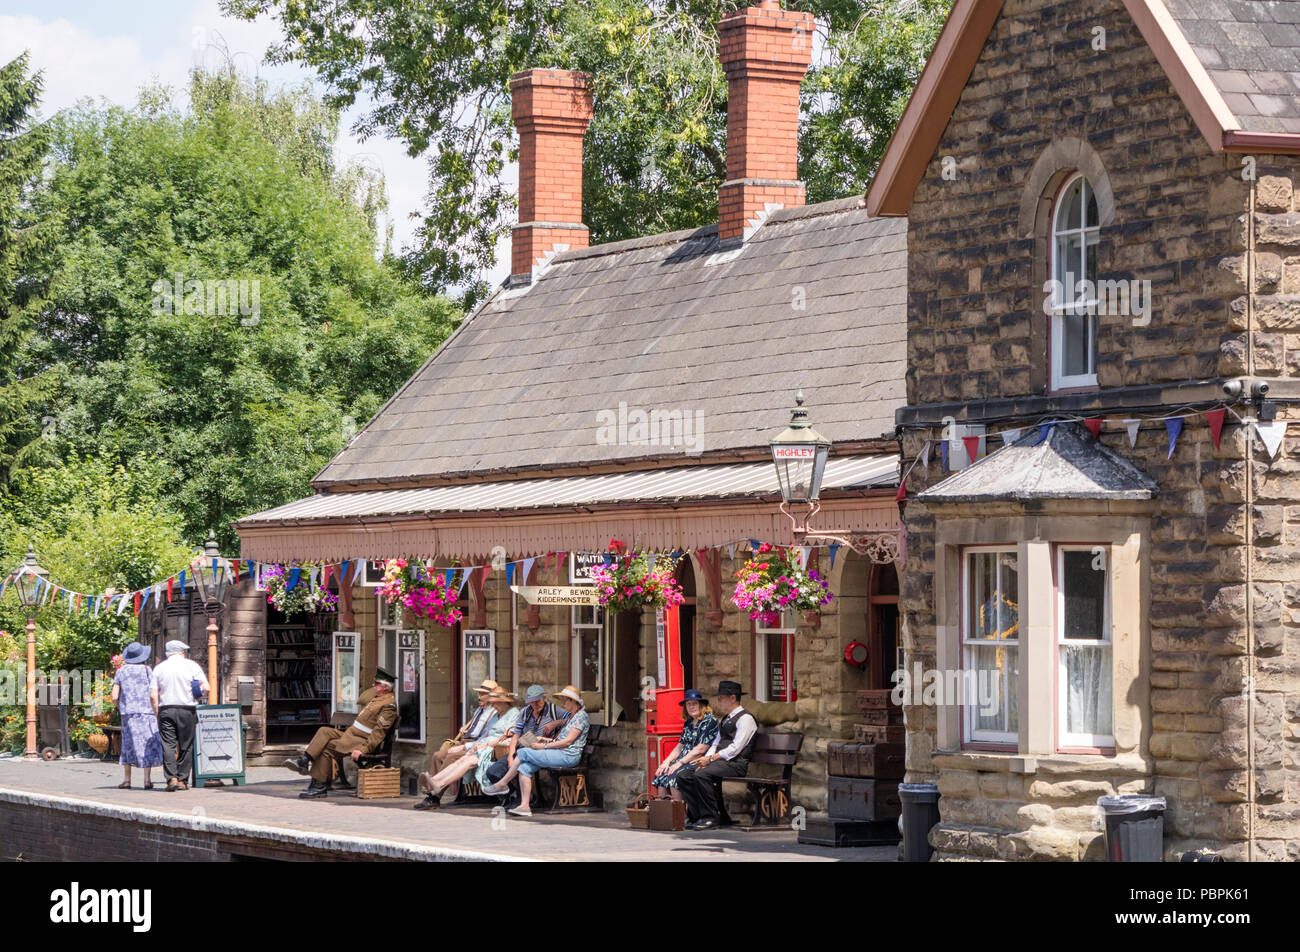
xmin=417 ymin=688 xmax=519 ymax=807
xmin=484 ymin=685 xmax=589 ymax=817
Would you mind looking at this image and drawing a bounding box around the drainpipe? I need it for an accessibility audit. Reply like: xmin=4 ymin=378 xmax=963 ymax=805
xmin=1244 ymin=172 xmax=1257 ymax=862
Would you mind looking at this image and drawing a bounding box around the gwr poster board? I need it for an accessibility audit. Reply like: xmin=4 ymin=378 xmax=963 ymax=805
xmin=193 ymin=704 xmax=246 ymax=785
xmin=395 ymin=630 xmax=424 ymax=744
xmin=332 ymin=632 xmax=359 ymax=715
xmin=461 ymin=629 xmax=495 ymax=723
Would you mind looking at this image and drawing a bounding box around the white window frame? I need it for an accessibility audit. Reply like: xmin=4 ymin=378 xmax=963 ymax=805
xmin=570 ymin=605 xmax=604 ymax=693
xmin=753 ymin=609 xmax=796 ymax=703
xmin=1049 ymin=171 xmax=1100 ymax=391
xmin=1056 ymin=545 xmax=1115 ymax=751
xmin=961 ymin=546 xmax=1020 ymax=747
xmin=376 ymin=592 xmax=402 ymax=674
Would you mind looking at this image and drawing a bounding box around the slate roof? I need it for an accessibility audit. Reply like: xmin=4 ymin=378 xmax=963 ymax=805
xmin=313 ymin=197 xmax=907 ymax=489
xmin=1165 ymin=0 xmax=1300 ymax=133
xmin=918 ymin=423 xmax=1159 ymax=503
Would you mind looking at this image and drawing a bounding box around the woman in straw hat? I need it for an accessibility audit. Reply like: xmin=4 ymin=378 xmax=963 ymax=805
xmin=417 ymin=688 xmax=519 ymax=807
xmin=110 ymin=642 xmax=164 ymax=789
xmin=483 ymin=685 xmax=589 ymax=817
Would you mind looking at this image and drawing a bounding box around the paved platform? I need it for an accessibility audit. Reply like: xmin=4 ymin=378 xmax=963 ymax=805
xmin=0 ymin=756 xmax=896 ymax=862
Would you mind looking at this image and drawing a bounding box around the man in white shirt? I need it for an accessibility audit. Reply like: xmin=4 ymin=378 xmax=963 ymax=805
xmin=150 ymin=640 xmax=210 ymax=792
xmin=675 ymin=680 xmax=758 ymax=830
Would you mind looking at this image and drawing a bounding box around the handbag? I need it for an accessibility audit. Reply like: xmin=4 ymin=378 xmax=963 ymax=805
xmin=190 ymin=678 xmax=204 ymax=700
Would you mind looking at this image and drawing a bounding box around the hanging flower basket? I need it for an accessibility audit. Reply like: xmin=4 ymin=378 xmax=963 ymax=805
xmin=86 ymin=733 xmax=109 ymax=755
xmin=732 ymin=543 xmax=832 ymax=627
xmin=587 ymin=540 xmax=685 ymax=614
xmin=379 ymin=559 xmax=463 ymax=628
xmin=262 ymin=563 xmax=339 ymax=615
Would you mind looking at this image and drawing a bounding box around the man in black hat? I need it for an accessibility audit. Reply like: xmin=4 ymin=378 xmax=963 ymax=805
xmin=675 ymin=680 xmax=758 ymax=830
xmin=284 ymin=668 xmax=398 ymax=798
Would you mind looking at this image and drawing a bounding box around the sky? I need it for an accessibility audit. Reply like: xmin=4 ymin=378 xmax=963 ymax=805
xmin=0 ymin=0 xmax=513 ymax=288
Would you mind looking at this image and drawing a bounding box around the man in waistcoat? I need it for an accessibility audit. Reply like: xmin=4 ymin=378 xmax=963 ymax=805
xmin=284 ymin=668 xmax=398 ymax=799
xmin=674 ymin=680 xmax=758 ymax=830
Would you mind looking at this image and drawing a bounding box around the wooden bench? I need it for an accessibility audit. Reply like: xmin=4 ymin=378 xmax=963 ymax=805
xmin=537 ymin=724 xmax=604 ymax=812
xmin=719 ymin=731 xmax=803 ymax=828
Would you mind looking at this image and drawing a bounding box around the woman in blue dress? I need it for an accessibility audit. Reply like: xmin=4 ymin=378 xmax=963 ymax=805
xmin=651 ymin=689 xmax=719 ymax=801
xmin=111 ymin=642 xmax=164 ymax=789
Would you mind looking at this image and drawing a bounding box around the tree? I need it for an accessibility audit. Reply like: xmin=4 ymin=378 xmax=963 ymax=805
xmin=0 ymin=53 xmax=54 ymax=483
xmin=219 ymin=0 xmax=953 ymax=303
xmin=17 ymin=69 xmax=460 ymax=547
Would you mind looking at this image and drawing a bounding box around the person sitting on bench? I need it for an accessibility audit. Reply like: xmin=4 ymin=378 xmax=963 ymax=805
xmin=415 ymin=688 xmax=518 ymax=809
xmin=651 ymin=688 xmax=718 ymax=803
xmin=284 ymin=669 xmax=398 ymax=799
xmin=674 ymin=680 xmax=757 ymax=830
xmin=478 ymin=684 xmax=568 ymax=808
xmin=482 ymin=685 xmax=588 ymax=818
xmin=413 ymin=678 xmax=501 ymax=810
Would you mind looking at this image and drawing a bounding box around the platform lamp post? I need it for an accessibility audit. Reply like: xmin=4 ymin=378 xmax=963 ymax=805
xmin=769 ymin=392 xmax=900 ymax=565
xmin=189 ymin=531 xmax=227 ymax=705
xmin=13 ymin=546 xmax=49 ymax=760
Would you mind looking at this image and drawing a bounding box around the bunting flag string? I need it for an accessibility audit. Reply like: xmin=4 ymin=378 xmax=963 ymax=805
xmin=1207 ymin=409 xmax=1226 ymax=450
xmin=1165 ymin=418 xmax=1184 ymax=459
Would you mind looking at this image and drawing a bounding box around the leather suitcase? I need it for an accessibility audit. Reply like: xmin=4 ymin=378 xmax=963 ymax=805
xmin=648 ymin=796 xmax=686 ymax=831
xmin=859 ymin=743 xmax=906 ymax=779
xmin=827 ymin=776 xmax=901 ymax=821
xmin=855 ymin=723 xmax=906 ymax=744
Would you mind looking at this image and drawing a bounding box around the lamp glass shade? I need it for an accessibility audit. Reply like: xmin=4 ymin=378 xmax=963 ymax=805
xmin=13 ymin=547 xmax=48 ymax=608
xmin=769 ymin=392 xmax=832 ymax=503
xmin=771 ymin=441 xmax=830 ymax=503
xmin=191 ymin=533 xmax=226 ymax=606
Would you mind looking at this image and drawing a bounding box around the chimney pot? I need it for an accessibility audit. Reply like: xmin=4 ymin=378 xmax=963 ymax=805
xmin=510 ymin=69 xmax=594 ymax=278
xmin=717 ymin=1 xmax=812 ymax=243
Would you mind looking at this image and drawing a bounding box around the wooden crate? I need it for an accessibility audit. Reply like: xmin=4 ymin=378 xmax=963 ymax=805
xmin=854 ymin=723 xmax=906 ymax=744
xmin=856 ymin=689 xmax=896 ymax=710
xmin=356 ymin=767 xmax=401 ymax=799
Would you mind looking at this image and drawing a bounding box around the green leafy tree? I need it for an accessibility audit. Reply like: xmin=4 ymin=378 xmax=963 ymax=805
xmin=18 ymin=69 xmax=459 ymax=546
xmin=0 ymin=53 xmax=54 ymax=482
xmin=220 ymin=0 xmax=952 ymax=302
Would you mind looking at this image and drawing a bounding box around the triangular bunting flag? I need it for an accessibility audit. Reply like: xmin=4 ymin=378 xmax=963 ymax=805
xmin=919 ymin=440 xmax=931 ymax=469
xmin=940 ymin=441 xmax=950 ymax=473
xmin=140 ymin=587 xmax=150 ymax=611
xmin=1165 ymin=418 xmax=1183 ymax=459
xmin=727 ymin=543 xmax=736 ymax=562
xmin=521 ymin=557 xmax=536 ymax=584
xmin=1206 ymin=409 xmax=1226 ymax=450
xmin=895 ymin=481 xmax=907 ymax=503
xmin=133 ymin=591 xmax=141 ymax=617
xmin=1084 ymin=418 xmax=1102 ymax=440
xmin=322 ymin=564 xmax=333 ymax=592
xmin=962 ymin=435 xmax=981 ymax=464
xmin=339 ymin=560 xmax=350 ymax=588
xmin=444 ymin=569 xmax=454 ymax=589
xmin=646 ymin=554 xmax=657 ymax=574
xmin=506 ymin=562 xmax=515 ymax=586
xmin=828 ymin=543 xmax=841 ymax=572
xmin=167 ymin=577 xmax=174 ymax=603
xmin=1256 ymin=420 xmax=1288 ymax=458
xmin=1034 ymin=423 xmax=1054 ymax=446
xmin=287 ymin=567 xmax=301 ymax=591
xmin=1124 ymin=420 xmax=1140 ymax=448
xmin=1001 ymin=428 xmax=1022 ymax=446
xmin=117 ymin=595 xmax=129 ymax=616
xmin=748 ymin=539 xmax=762 ymax=554
xmin=799 ymin=546 xmax=811 ymax=570
xmin=309 ymin=566 xmax=320 ymax=591
xmin=179 ymin=570 xmax=187 ymax=597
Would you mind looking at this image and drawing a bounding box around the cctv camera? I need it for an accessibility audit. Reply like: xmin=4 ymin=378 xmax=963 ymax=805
xmin=1223 ymin=379 xmax=1244 ymax=399
xmin=1252 ymin=380 xmax=1270 ymax=399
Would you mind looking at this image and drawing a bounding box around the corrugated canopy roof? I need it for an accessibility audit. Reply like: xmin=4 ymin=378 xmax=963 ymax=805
xmin=311 ymin=197 xmax=906 ymax=489
xmin=238 ymin=453 xmax=899 ymax=526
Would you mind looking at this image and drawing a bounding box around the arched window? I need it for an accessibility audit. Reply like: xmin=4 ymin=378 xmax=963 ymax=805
xmin=1049 ymin=172 xmax=1100 ymax=391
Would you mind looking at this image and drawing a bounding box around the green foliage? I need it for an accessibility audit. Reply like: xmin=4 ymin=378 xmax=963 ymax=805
xmin=220 ymin=0 xmax=952 ymax=301
xmin=0 ymin=457 xmax=193 ymax=684
xmin=0 ymin=53 xmax=55 ymax=481
xmin=18 ymin=68 xmax=460 ymax=546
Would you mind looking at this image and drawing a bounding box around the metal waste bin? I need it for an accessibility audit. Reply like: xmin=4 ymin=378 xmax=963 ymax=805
xmin=899 ymin=781 xmax=941 ymax=862
xmin=1098 ymin=794 xmax=1166 ymax=862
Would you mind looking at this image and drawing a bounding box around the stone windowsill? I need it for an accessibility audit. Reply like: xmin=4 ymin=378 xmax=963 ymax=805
xmin=930 ymin=750 xmax=1152 ymax=778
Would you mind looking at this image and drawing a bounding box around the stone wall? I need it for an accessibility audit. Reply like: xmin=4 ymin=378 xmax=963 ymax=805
xmin=900 ymin=0 xmax=1298 ymax=860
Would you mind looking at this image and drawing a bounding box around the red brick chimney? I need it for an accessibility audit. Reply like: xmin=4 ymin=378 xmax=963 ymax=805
xmin=717 ymin=0 xmax=813 ymax=243
xmin=510 ymin=69 xmax=594 ymax=279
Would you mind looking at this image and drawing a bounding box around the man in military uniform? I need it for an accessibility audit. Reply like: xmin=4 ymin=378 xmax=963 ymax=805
xmin=284 ymin=668 xmax=398 ymax=799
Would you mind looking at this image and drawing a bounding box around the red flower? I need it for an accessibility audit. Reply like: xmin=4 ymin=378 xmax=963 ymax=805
xmin=608 ymin=538 xmax=627 ymax=553
xmin=758 ymin=543 xmax=772 ymax=553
